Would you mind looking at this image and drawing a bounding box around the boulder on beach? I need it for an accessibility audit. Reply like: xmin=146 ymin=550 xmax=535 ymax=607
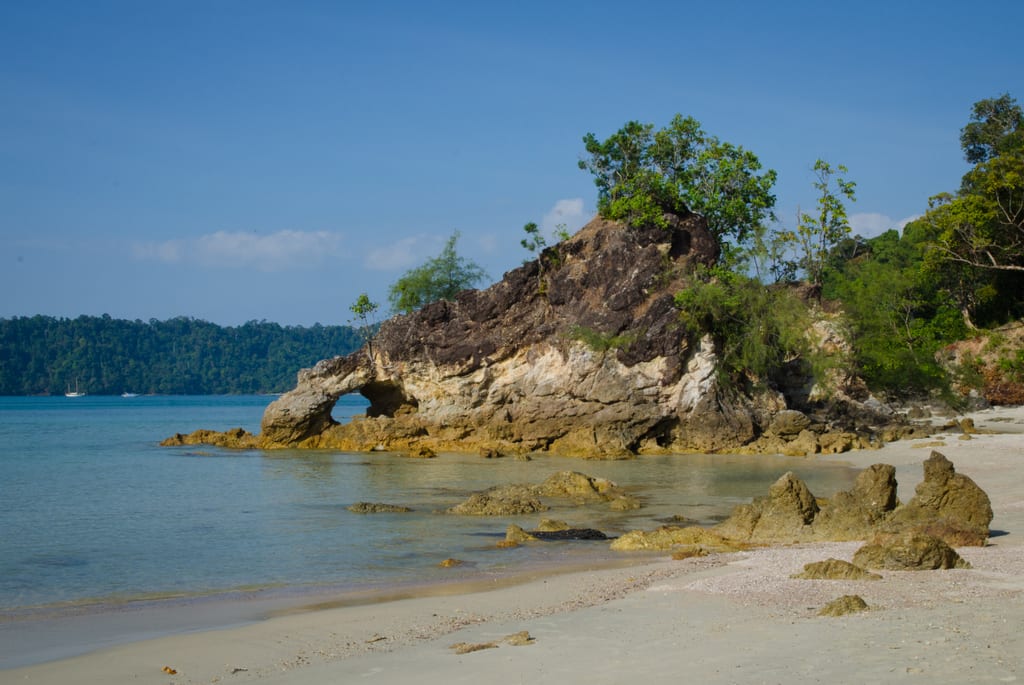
xmin=609 ymin=525 xmax=740 ymax=552
xmin=615 ymin=454 xmax=992 ymax=554
xmin=885 ymin=451 xmax=992 ymax=546
xmin=852 ymin=531 xmax=972 ymax=570
xmin=791 ymin=558 xmax=882 ymax=581
xmin=818 ymin=595 xmax=869 ymax=616
xmin=811 ymin=463 xmax=899 ymax=541
xmin=713 ymin=471 xmax=819 ymax=543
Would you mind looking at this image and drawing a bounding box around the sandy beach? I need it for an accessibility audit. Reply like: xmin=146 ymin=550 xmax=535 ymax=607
xmin=4 ymin=406 xmax=1023 ymax=685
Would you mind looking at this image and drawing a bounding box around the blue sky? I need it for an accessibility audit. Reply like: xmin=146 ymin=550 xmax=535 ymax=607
xmin=2 ymin=0 xmax=1022 ymax=326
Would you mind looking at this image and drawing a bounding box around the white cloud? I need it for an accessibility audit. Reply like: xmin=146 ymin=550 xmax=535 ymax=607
xmin=365 ymin=236 xmax=426 ymax=271
xmin=132 ymin=230 xmax=343 ymax=271
xmin=541 ymin=198 xmax=589 ymax=235
xmin=848 ymin=213 xmax=922 ymax=239
xmin=132 ymin=239 xmax=184 ymax=263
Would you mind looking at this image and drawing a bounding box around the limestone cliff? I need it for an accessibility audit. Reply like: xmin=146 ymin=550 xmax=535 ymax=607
xmin=175 ymin=212 xmax=903 ymax=456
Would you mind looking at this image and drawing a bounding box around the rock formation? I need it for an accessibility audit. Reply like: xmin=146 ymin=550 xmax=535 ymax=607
xmin=613 ymin=452 xmax=991 ymax=551
xmin=157 ymin=213 xmax=915 ymax=457
xmin=852 ymin=531 xmax=971 ymax=570
xmin=884 ymin=451 xmax=993 ymax=546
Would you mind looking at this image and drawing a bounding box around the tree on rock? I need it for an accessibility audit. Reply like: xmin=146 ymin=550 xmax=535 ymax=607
xmin=387 ymin=232 xmax=488 ymax=314
xmin=578 ymin=114 xmax=777 ymax=261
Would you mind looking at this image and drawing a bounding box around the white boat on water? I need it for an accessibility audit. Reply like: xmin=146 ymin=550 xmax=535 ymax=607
xmin=121 ymin=392 xmax=139 ymax=398
xmin=65 ymin=380 xmax=86 ymax=398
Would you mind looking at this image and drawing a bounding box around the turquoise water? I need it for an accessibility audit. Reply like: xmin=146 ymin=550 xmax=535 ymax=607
xmin=0 ymin=395 xmax=861 ymax=665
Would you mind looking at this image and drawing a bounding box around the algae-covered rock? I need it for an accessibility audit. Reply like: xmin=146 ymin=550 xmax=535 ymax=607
xmin=713 ymin=471 xmax=819 ymax=543
xmin=886 ymin=451 xmax=992 ymax=546
xmin=405 ymin=445 xmax=437 ymax=459
xmin=446 ymin=486 xmax=548 ymax=516
xmin=791 ymin=558 xmax=882 ymax=581
xmin=769 ymin=410 xmax=811 ymax=437
xmin=609 ymin=525 xmax=739 ymax=552
xmin=818 ymin=595 xmax=869 ymax=616
xmin=852 ymin=531 xmax=972 ymax=570
xmin=160 ymin=427 xmax=261 ymax=449
xmin=811 ymin=463 xmax=898 ymax=541
xmin=535 ymin=471 xmax=617 ymax=500
xmin=504 ymin=524 xmax=538 ymax=544
xmin=536 ymin=519 xmax=570 ymax=532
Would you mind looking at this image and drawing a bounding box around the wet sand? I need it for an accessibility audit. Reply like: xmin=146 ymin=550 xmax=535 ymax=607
xmin=4 ymin=406 xmax=1023 ymax=685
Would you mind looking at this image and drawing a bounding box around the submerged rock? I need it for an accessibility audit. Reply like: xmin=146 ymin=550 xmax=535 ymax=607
xmin=446 ymin=487 xmax=547 ymax=516
xmin=347 ymin=502 xmax=413 ymax=514
xmin=447 ymin=471 xmax=638 ymax=515
xmin=160 ymin=427 xmax=260 ymax=449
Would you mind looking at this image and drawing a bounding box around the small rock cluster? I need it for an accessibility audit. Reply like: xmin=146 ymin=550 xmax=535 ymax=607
xmin=613 ymin=451 xmax=992 ymax=567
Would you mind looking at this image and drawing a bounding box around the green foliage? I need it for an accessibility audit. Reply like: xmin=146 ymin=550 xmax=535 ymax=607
xmin=348 ymin=293 xmax=380 ymax=358
xmin=568 ymin=326 xmax=637 ymax=353
xmin=521 ymin=221 xmax=547 ymax=254
xmin=578 ymin=114 xmax=777 ymax=256
xmin=674 ymin=267 xmax=814 ymax=383
xmin=922 ymin=93 xmax=1024 ymax=327
xmin=387 ymin=231 xmax=488 ymax=314
xmin=774 ymin=159 xmax=857 ymax=288
xmin=0 ymin=315 xmax=362 ymax=395
xmin=960 ymin=93 xmax=1024 ymax=164
xmin=822 ymin=228 xmax=966 ymax=395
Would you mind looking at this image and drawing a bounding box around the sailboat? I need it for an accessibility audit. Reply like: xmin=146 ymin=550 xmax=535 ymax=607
xmin=65 ymin=380 xmax=86 ymax=398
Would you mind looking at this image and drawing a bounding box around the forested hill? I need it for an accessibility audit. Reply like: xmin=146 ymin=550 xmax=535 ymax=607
xmin=0 ymin=315 xmax=362 ymax=396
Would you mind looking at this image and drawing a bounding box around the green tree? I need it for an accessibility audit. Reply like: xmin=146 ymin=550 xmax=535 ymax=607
xmin=923 ymin=93 xmax=1024 ymax=327
xmin=960 ymin=93 xmax=1024 ymax=164
xmin=776 ymin=159 xmax=857 ymax=289
xmin=387 ymin=231 xmax=488 ymax=314
xmin=674 ymin=266 xmax=814 ymax=384
xmin=348 ymin=293 xmax=380 ymax=361
xmin=822 ymin=227 xmax=966 ymax=394
xmin=578 ymin=114 xmax=777 ymax=258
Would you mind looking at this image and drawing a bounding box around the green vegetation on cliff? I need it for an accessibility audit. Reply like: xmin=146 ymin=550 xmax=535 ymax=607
xmin=0 ymin=315 xmax=362 ymax=395
xmin=583 ymin=96 xmax=1023 ymax=400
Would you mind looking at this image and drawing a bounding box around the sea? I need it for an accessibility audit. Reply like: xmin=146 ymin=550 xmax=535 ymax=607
xmin=0 ymin=394 xmax=861 ymax=668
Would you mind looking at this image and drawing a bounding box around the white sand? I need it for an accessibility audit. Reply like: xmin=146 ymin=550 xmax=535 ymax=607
xmin=4 ymin=406 xmax=1023 ymax=685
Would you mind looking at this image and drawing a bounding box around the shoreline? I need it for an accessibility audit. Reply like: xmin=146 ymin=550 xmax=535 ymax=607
xmin=4 ymin=405 xmax=1023 ymax=683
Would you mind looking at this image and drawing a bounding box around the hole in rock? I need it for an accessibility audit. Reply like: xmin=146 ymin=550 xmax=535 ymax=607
xmin=361 ymin=380 xmax=418 ymax=418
